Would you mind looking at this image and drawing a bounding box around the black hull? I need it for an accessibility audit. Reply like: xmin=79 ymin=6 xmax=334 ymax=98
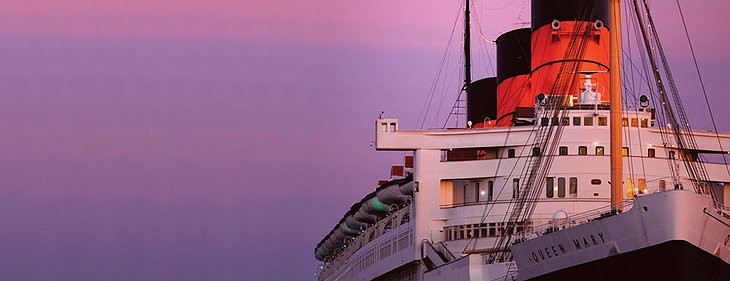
xmin=526 ymin=240 xmax=730 ymax=281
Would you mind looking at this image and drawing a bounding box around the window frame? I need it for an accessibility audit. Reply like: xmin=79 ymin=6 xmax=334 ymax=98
xmin=557 ymin=177 xmax=566 ymax=198
xmin=578 ymin=146 xmax=588 ymax=155
xmin=546 ymin=177 xmax=555 ymax=198
xmin=569 ymin=177 xmax=578 ymax=197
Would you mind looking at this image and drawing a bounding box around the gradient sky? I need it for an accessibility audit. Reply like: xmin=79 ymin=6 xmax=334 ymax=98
xmin=0 ymin=1 xmax=728 ymax=280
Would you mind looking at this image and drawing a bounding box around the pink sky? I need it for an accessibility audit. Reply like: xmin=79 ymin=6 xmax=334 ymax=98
xmin=0 ymin=1 xmax=728 ymax=280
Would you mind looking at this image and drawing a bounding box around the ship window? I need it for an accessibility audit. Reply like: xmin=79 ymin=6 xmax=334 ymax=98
xmin=573 ymin=117 xmax=581 ymax=126
xmin=541 ymin=117 xmax=549 ymax=126
xmin=669 ymin=150 xmax=676 ymax=159
xmin=381 ymin=123 xmax=388 ymax=132
xmin=622 ymin=118 xmax=629 ymax=126
xmin=380 ymin=242 xmax=392 ymax=259
xmin=648 ymin=148 xmax=656 ymax=158
xmin=508 ymin=149 xmax=515 ymax=158
xmin=552 ymin=117 xmax=559 ymax=126
xmin=578 ymin=146 xmax=588 ymax=155
xmin=641 ymin=118 xmax=649 ymax=128
xmin=638 ymin=178 xmax=647 ymax=194
xmin=596 ymin=146 xmax=605 ymax=155
xmin=513 ymin=179 xmax=520 ymax=199
xmin=532 ymin=147 xmax=541 ymax=156
xmin=584 ymin=117 xmax=594 ymax=126
xmin=558 ymin=177 xmax=566 ymax=198
xmin=591 ymin=179 xmax=602 ymax=185
xmin=559 ymin=146 xmax=568 ymax=155
xmin=488 ymin=180 xmax=494 ymax=201
xmin=598 ymin=117 xmax=608 ymax=126
xmin=475 ymin=182 xmax=481 ymax=202
xmin=622 ymin=147 xmax=629 ymax=156
xmin=546 ymin=177 xmax=555 ymax=198
xmin=631 ymin=118 xmax=639 ymax=127
xmin=659 ymin=180 xmax=666 ymax=191
xmin=561 ymin=117 xmax=569 ymax=126
xmin=627 ymin=178 xmax=635 ymax=199
xmin=570 ymin=177 xmax=578 ymax=197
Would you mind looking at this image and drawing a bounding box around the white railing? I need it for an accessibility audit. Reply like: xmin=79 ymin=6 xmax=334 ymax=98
xmin=513 ymin=199 xmax=635 ymax=244
xmin=318 ymin=203 xmax=413 ymax=281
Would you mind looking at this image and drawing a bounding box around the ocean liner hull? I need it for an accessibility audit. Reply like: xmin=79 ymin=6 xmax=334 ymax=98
xmin=511 ymin=190 xmax=730 ymax=281
xmin=315 ymin=0 xmax=730 ymax=279
xmin=526 ymin=239 xmax=730 ymax=281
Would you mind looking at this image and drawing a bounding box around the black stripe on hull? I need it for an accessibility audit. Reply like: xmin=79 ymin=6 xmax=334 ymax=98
xmin=526 ymin=240 xmax=730 ymax=281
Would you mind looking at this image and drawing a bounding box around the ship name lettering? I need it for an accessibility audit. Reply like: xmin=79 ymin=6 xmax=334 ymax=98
xmin=529 ymin=243 xmax=567 ymax=263
xmin=573 ymin=232 xmax=606 ymax=251
xmin=527 ymin=232 xmax=605 ymax=264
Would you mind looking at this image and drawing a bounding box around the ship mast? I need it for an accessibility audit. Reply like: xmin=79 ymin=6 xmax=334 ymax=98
xmin=463 ymin=0 xmax=472 ymax=88
xmin=609 ymin=0 xmax=623 ymax=211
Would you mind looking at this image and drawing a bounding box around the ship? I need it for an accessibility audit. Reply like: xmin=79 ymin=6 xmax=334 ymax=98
xmin=314 ymin=0 xmax=730 ymax=280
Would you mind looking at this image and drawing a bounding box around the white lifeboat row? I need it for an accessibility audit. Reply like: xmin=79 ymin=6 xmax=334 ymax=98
xmin=314 ymin=176 xmax=415 ymax=261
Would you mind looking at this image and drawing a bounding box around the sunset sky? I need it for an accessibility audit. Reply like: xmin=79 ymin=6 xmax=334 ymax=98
xmin=0 ymin=1 xmax=728 ymax=280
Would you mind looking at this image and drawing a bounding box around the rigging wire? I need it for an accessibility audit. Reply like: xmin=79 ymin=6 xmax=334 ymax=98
xmin=416 ymin=2 xmax=463 ymax=130
xmin=489 ymin=2 xmax=601 ymax=262
xmin=675 ymin=0 xmax=730 ymax=180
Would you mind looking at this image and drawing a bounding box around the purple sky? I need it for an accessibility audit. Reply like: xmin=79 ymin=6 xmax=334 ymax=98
xmin=0 ymin=1 xmax=728 ymax=280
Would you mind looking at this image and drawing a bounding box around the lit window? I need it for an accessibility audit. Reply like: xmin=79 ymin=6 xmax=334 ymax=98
xmin=558 ymin=177 xmax=566 ymax=198
xmin=621 ymin=118 xmax=629 ymax=126
xmin=513 ymin=179 xmax=520 ymax=199
xmin=641 ymin=119 xmax=649 ymax=128
xmin=546 ymin=177 xmax=555 ymax=198
xmin=569 ymin=177 xmax=578 ymax=197
xmin=622 ymin=147 xmax=629 ymax=156
xmin=508 ymin=149 xmax=515 ymax=158
xmin=596 ymin=146 xmax=605 ymax=155
xmin=578 ymin=146 xmax=588 ymax=155
xmin=648 ymin=148 xmax=656 ymax=158
xmin=598 ymin=117 xmax=608 ymax=126
xmin=638 ymin=178 xmax=647 ymax=194
xmin=659 ymin=180 xmax=666 ymax=191
xmin=626 ymin=178 xmax=635 ymax=199
xmin=573 ymin=117 xmax=581 ymax=126
xmin=631 ymin=118 xmax=639 ymax=127
xmin=559 ymin=146 xmax=568 ymax=155
xmin=584 ymin=117 xmax=594 ymax=126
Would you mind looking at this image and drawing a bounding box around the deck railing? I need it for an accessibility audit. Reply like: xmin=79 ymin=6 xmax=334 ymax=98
xmin=513 ymin=199 xmax=635 ymax=244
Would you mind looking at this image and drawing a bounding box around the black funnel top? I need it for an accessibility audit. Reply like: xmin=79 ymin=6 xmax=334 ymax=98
xmin=467 ymin=77 xmax=498 ymax=125
xmin=496 ymin=28 xmax=531 ymax=84
xmin=531 ymin=0 xmax=610 ymax=31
